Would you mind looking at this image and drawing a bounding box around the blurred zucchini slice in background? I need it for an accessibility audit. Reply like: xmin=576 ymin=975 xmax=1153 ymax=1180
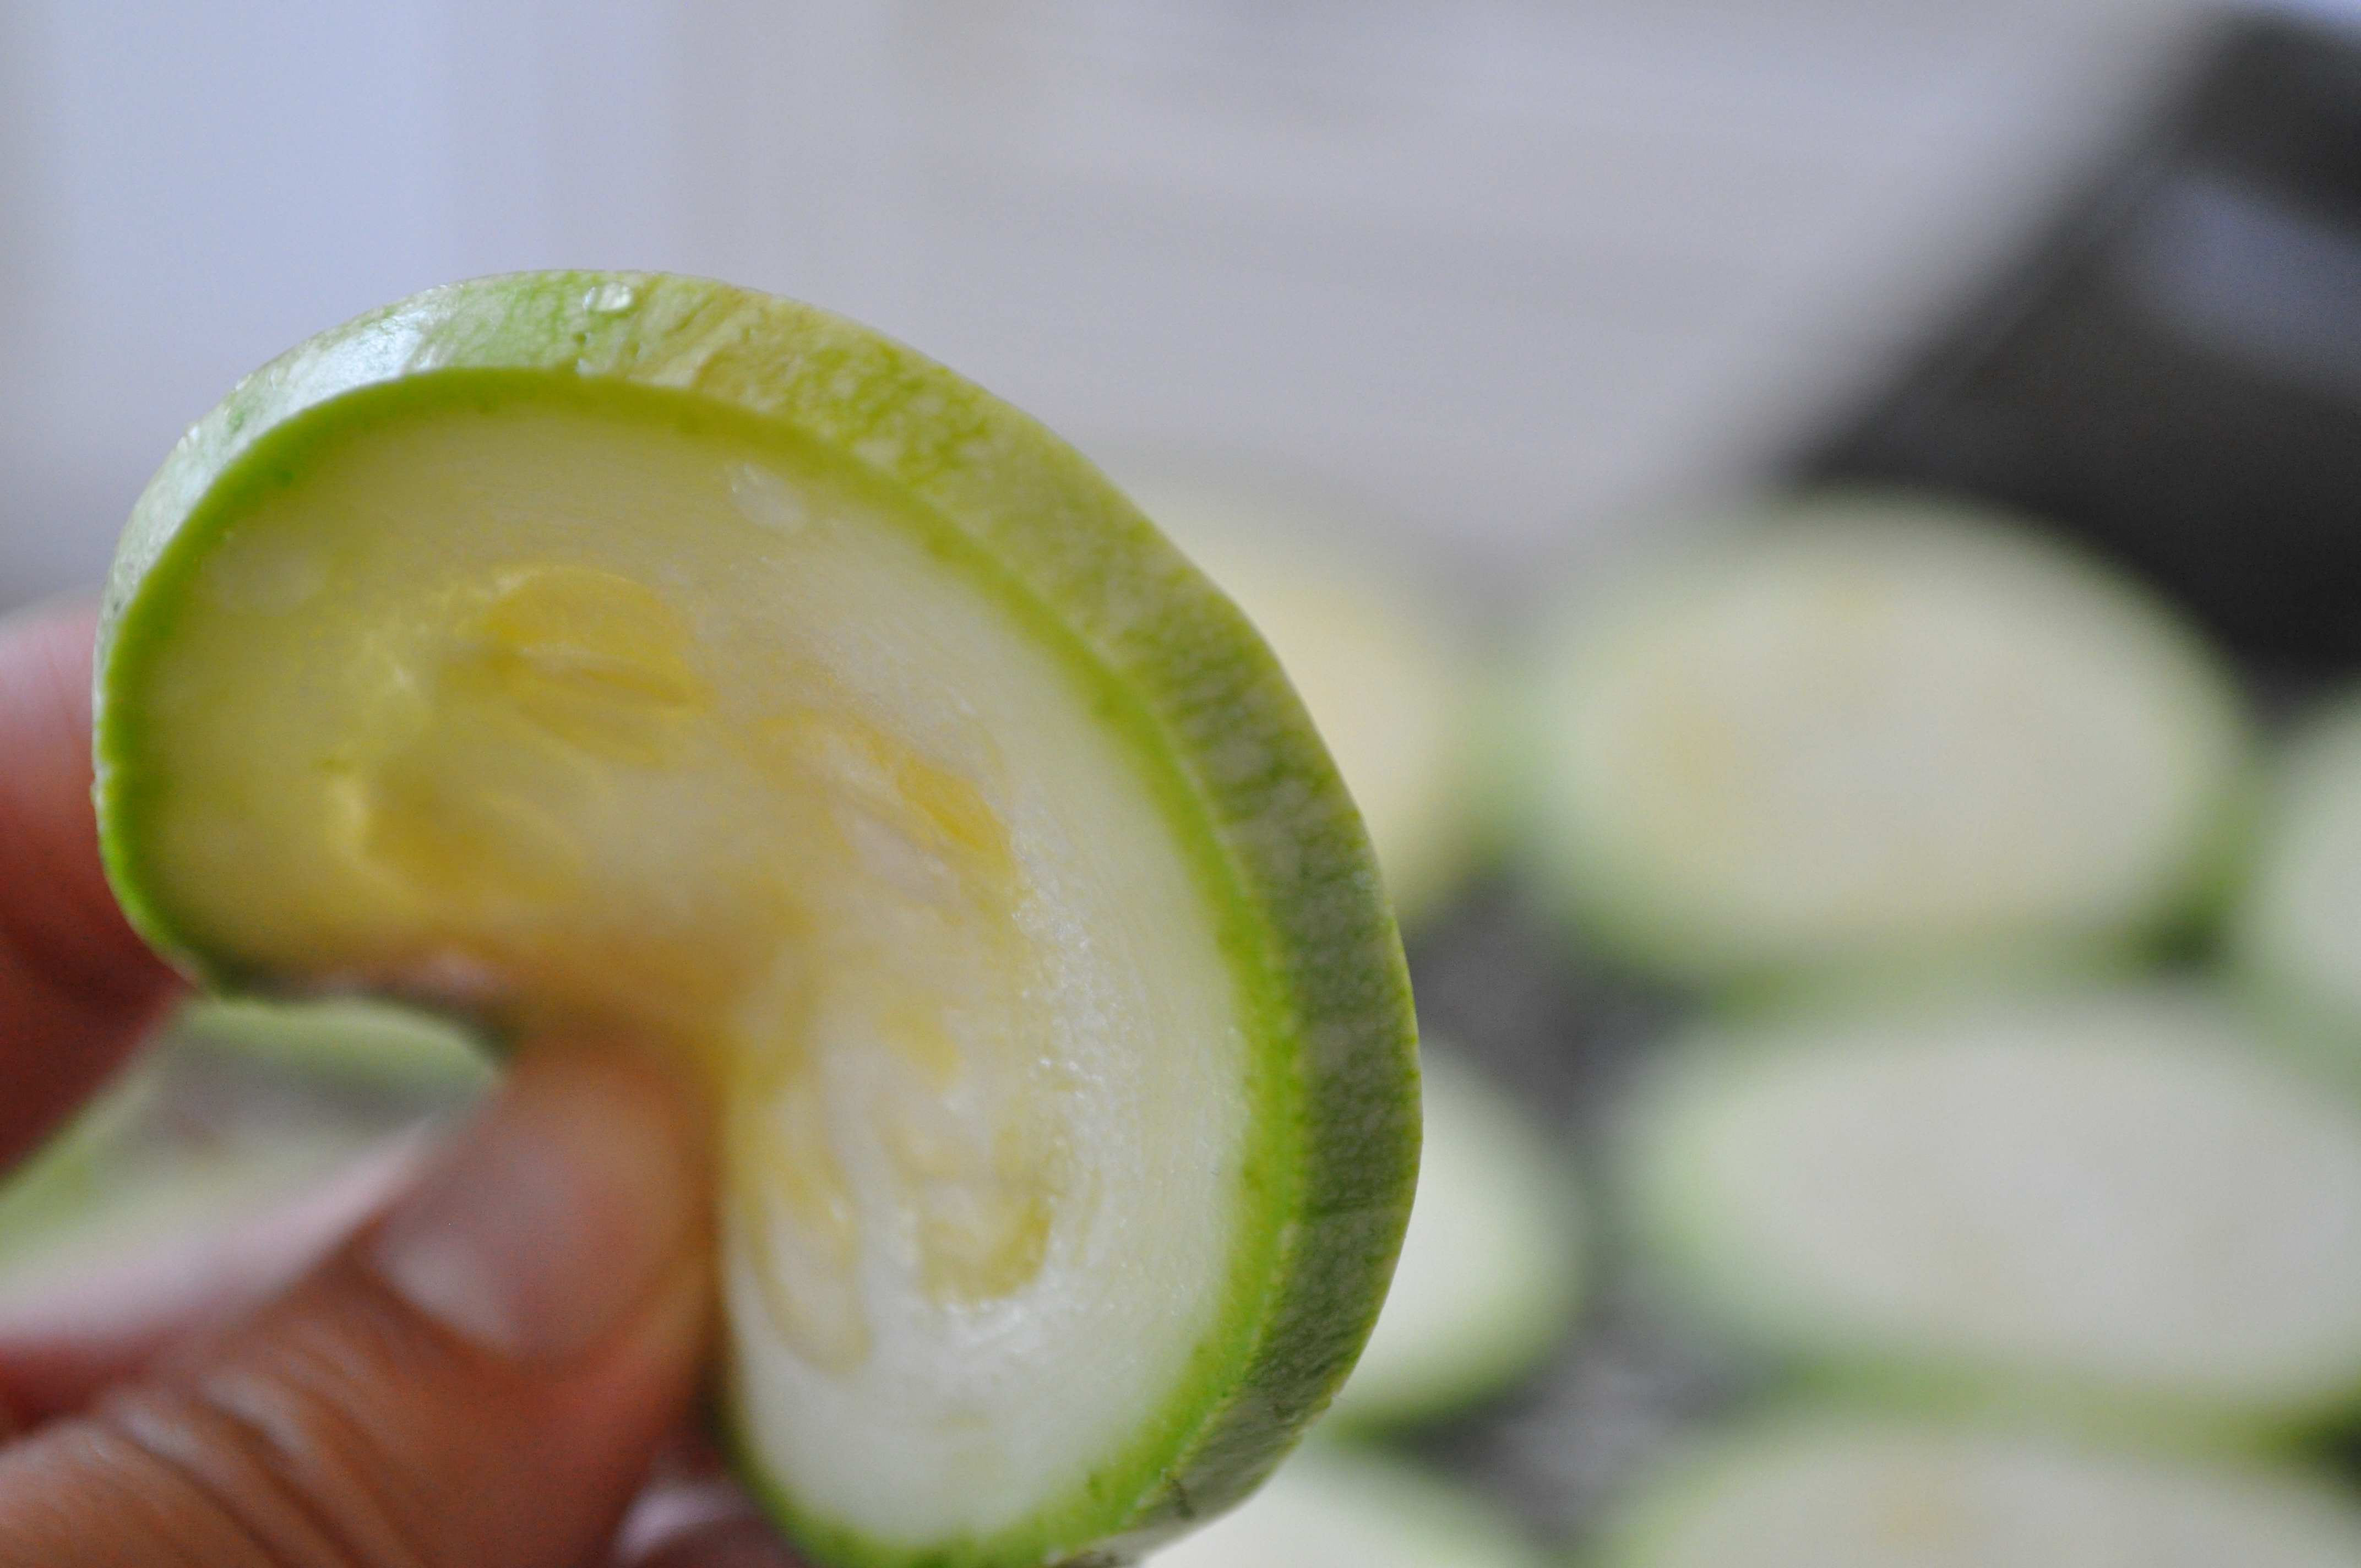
xmin=1128 ymin=481 xmax=1483 ymax=928
xmin=1596 ymin=1414 xmax=2361 ymax=1568
xmin=1327 ymin=1045 xmax=1584 ymax=1429
xmin=1147 ymin=1446 xmax=1542 ymax=1568
xmin=0 ymin=999 xmax=486 ymax=1311
xmin=1623 ymin=987 xmax=2361 ymax=1435
xmin=1517 ymin=494 xmax=2246 ymax=991
xmin=89 ymin=273 xmax=1418 ymax=1568
xmin=175 ymin=995 xmax=494 ymax=1095
xmin=2234 ymin=694 xmax=2361 ymax=1048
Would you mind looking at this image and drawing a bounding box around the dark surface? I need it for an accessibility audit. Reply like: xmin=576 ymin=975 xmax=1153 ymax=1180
xmin=1388 ymin=858 xmax=2361 ymax=1547
xmin=1801 ymin=12 xmax=2361 ymax=678
xmin=1334 ymin=24 xmax=2361 ymax=1532
xmin=1381 ymin=879 xmax=1753 ymax=1547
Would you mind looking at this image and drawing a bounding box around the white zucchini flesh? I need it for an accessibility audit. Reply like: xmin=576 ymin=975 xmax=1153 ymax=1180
xmin=1601 ymin=1417 xmax=2361 ymax=1568
xmin=90 ymin=276 xmax=1417 ymax=1568
xmin=1329 ymin=1048 xmax=1584 ymax=1427
xmin=1128 ymin=483 xmax=1480 ymax=925
xmin=123 ymin=407 xmax=1256 ymax=1544
xmin=1147 ymin=1448 xmax=1542 ymax=1568
xmin=1626 ymin=988 xmax=2361 ymax=1429
xmin=1522 ymin=497 xmax=2245 ymax=987
xmin=2235 ymin=695 xmax=2361 ymax=1042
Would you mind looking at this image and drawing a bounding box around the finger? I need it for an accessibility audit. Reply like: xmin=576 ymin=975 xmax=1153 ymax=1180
xmin=0 ymin=1129 xmax=433 ymax=1423
xmin=0 ymin=1049 xmax=711 ymax=1568
xmin=0 ymin=600 xmax=181 ymax=1166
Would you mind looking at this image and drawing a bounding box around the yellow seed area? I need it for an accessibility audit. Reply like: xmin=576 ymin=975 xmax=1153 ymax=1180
xmin=915 ymin=1120 xmax=1061 ymax=1303
xmin=734 ymin=1065 xmax=870 ymax=1370
xmin=357 ymin=741 xmax=591 ymax=909
xmin=340 ymin=560 xmax=1063 ymax=1369
xmin=460 ymin=565 xmax=713 ymax=766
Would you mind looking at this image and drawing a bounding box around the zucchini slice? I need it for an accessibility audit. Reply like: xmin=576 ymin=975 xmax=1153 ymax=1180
xmin=1624 ymin=988 xmax=2361 ymax=1434
xmin=1328 ymin=1047 xmax=1583 ymax=1428
xmin=1598 ymin=1415 xmax=2361 ymax=1568
xmin=175 ymin=995 xmax=497 ymax=1095
xmin=90 ymin=274 xmax=1419 ymax=1568
xmin=0 ymin=1004 xmax=482 ymax=1313
xmin=1127 ymin=482 xmax=1481 ymax=927
xmin=1518 ymin=494 xmax=2246 ymax=989
xmin=1147 ymin=1447 xmax=1541 ymax=1568
xmin=2233 ymin=694 xmax=2361 ymax=1047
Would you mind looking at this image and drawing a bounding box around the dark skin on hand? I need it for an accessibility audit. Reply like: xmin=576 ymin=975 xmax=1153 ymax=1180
xmin=0 ymin=601 xmax=798 ymax=1568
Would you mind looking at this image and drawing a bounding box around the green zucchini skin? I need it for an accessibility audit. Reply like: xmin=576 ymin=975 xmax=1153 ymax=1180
xmin=1324 ymin=1047 xmax=1583 ymax=1431
xmin=93 ymin=273 xmax=1421 ymax=1568
xmin=1619 ymin=987 xmax=2361 ymax=1444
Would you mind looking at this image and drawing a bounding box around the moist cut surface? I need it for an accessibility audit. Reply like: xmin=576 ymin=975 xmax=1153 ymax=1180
xmin=93 ymin=273 xmax=1419 ymax=1568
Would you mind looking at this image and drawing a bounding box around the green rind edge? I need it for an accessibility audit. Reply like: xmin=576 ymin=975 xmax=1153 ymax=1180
xmin=1323 ymin=1050 xmax=1586 ymax=1433
xmin=1112 ymin=493 xmax=1488 ymax=930
xmin=1320 ymin=1228 xmax=1581 ymax=1433
xmin=1614 ymin=990 xmax=2361 ymax=1446
xmin=91 ymin=271 xmax=1421 ymax=1568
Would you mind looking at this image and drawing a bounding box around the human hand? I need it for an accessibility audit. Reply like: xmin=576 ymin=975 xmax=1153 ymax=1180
xmin=0 ymin=600 xmax=795 ymax=1567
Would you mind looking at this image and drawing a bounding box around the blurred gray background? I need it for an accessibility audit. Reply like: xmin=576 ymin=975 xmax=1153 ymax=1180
xmin=0 ymin=0 xmax=2227 ymax=609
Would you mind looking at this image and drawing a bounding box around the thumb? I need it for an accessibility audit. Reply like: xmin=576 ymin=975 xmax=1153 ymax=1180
xmin=0 ymin=1048 xmax=714 ymax=1568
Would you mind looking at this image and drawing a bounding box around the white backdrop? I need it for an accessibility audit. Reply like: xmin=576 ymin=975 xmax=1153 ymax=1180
xmin=0 ymin=0 xmax=2201 ymax=608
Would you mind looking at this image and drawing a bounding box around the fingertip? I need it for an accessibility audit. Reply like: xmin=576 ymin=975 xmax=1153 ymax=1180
xmin=366 ymin=1047 xmax=712 ymax=1365
xmin=0 ymin=1052 xmax=718 ymax=1568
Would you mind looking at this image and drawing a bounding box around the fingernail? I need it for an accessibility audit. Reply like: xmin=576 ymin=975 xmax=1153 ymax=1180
xmin=633 ymin=1517 xmax=810 ymax=1568
xmin=367 ymin=1052 xmax=703 ymax=1362
xmin=618 ymin=1478 xmax=805 ymax=1568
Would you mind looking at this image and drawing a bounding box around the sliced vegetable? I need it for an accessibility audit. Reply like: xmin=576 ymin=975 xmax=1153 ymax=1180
xmin=1329 ymin=1046 xmax=1582 ymax=1428
xmin=1624 ymin=987 xmax=2361 ymax=1433
xmin=1598 ymin=1414 xmax=2361 ymax=1568
xmin=175 ymin=995 xmax=494 ymax=1094
xmin=0 ymin=1062 xmax=166 ymax=1298
xmin=1148 ymin=1447 xmax=1541 ymax=1568
xmin=1129 ymin=481 xmax=1481 ymax=926
xmin=91 ymin=273 xmax=1419 ymax=1568
xmin=1519 ymin=494 xmax=2246 ymax=989
xmin=2234 ymin=694 xmax=2361 ymax=1048
xmin=0 ymin=1009 xmax=479 ymax=1313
